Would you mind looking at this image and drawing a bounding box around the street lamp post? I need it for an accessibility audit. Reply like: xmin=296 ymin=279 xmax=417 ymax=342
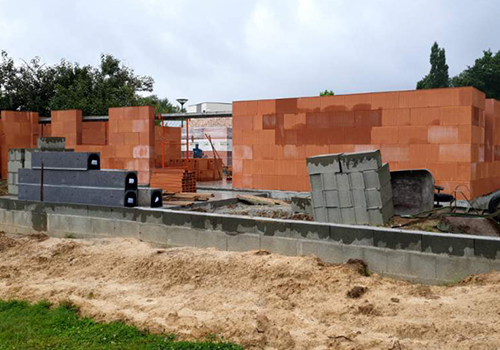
xmin=177 ymin=99 xmax=189 ymax=171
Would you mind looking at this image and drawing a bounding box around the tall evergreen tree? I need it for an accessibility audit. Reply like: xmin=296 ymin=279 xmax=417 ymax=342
xmin=417 ymin=42 xmax=450 ymax=89
xmin=452 ymin=49 xmax=500 ymax=100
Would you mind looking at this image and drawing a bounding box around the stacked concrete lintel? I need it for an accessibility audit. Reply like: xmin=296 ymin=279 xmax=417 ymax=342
xmin=307 ymin=150 xmax=394 ymax=225
xmin=18 ymin=151 xmax=140 ymax=208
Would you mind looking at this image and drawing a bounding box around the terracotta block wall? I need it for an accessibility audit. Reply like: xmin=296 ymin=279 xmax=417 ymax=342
xmin=51 ymin=110 xmax=82 ymax=148
xmin=233 ymin=87 xmax=500 ymax=198
xmin=0 ymin=111 xmax=39 ymax=179
xmin=154 ymin=126 xmax=182 ymax=168
xmin=82 ymin=121 xmax=107 ymax=145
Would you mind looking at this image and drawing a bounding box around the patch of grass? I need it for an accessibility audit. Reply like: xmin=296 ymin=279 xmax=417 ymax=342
xmin=0 ymin=300 xmax=244 ymax=350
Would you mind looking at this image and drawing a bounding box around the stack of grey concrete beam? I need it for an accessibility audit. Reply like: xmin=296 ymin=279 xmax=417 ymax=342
xmin=18 ymin=151 xmax=140 ymax=208
xmin=8 ymin=137 xmax=69 ymax=196
xmin=307 ymin=150 xmax=394 ymax=226
xmin=138 ymin=187 xmax=164 ymax=208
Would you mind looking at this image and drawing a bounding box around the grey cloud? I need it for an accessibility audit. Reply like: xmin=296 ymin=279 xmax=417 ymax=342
xmin=0 ymin=0 xmax=499 ymax=106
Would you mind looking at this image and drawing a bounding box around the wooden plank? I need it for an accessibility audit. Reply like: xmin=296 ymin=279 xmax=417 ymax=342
xmin=237 ymin=195 xmax=289 ymax=206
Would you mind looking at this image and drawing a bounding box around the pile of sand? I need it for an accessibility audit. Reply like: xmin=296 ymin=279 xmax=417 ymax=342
xmin=0 ymin=232 xmax=499 ymax=349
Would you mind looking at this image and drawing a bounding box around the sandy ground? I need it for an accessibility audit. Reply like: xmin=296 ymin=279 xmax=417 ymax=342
xmin=1 ymin=233 xmax=500 ymax=349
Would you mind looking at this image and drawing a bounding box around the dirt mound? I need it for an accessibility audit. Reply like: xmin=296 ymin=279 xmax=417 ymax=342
xmin=1 ymin=234 xmax=500 ymax=349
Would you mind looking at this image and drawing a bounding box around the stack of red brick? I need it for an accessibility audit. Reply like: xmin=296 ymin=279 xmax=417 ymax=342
xmin=167 ymin=158 xmax=223 ymax=181
xmin=233 ymin=87 xmax=500 ymax=198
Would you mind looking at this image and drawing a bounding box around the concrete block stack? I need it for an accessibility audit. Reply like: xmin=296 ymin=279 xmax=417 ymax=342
xmin=7 ymin=137 xmax=68 ymax=196
xmin=18 ymin=151 xmax=140 ymax=208
xmin=307 ymin=150 xmax=394 ymax=225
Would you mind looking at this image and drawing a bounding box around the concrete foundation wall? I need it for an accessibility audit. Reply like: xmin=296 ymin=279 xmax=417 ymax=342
xmin=1 ymin=196 xmax=500 ymax=285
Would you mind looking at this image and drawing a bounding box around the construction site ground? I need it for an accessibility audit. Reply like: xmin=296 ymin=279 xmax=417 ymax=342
xmin=1 ymin=232 xmax=500 ymax=350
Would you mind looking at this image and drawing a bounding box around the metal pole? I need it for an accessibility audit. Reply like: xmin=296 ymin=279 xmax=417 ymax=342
xmin=186 ymin=118 xmax=190 ymax=171
xmin=161 ymin=114 xmax=165 ymax=169
xmin=40 ymin=162 xmax=44 ymax=202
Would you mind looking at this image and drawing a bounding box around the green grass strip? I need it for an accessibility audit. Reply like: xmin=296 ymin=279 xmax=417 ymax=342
xmin=0 ymin=300 xmax=244 ymax=350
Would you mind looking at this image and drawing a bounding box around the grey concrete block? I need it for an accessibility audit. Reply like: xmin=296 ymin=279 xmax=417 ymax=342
xmin=19 ymin=169 xmax=138 ymax=190
xmin=37 ymin=137 xmax=66 ymax=150
xmin=324 ymin=190 xmax=339 ymax=208
xmin=363 ymin=246 xmax=388 ymax=274
xmin=221 ymin=215 xmax=256 ymax=234
xmin=256 ymin=218 xmax=291 ymax=237
xmin=299 ymin=239 xmax=344 ymax=264
xmin=435 ymin=255 xmax=478 ymax=282
xmin=385 ymin=249 xmax=411 ymax=276
xmin=8 ymin=161 xmax=22 ymax=173
xmin=363 ymin=163 xmax=391 ymax=189
xmin=322 ymin=173 xmax=337 ymax=190
xmin=474 ymin=237 xmax=500 ymax=260
xmin=408 ymin=251 xmax=437 ymax=280
xmin=330 ymin=224 xmax=373 ymax=246
xmin=354 ymin=207 xmax=370 ymax=225
xmin=311 ymin=191 xmax=324 ymax=208
xmin=111 ymin=220 xmax=142 ymax=238
xmin=261 ymin=236 xmax=298 ymax=256
xmin=290 ymin=221 xmax=330 ymax=240
xmin=137 ymin=188 xmax=163 ymax=207
xmin=90 ymin=217 xmax=116 ymax=235
xmin=352 ymin=190 xmax=367 ymax=208
xmin=48 ymin=214 xmax=92 ymax=234
xmin=226 ymin=233 xmax=260 ymax=252
xmin=8 ymin=149 xmax=24 ymax=162
xmin=196 ymin=230 xmax=227 ymax=251
xmin=368 ymin=203 xmax=394 ymax=225
xmin=340 ymin=208 xmax=356 ymax=225
xmin=338 ymin=191 xmax=353 ymax=208
xmin=340 ymin=150 xmax=382 ymax=173
xmin=422 ymin=232 xmax=475 ymax=257
xmin=8 ymin=173 xmax=14 ymax=184
xmin=163 ymin=226 xmax=199 ymax=248
xmin=306 ymin=153 xmax=342 ymax=174
xmin=291 ymin=197 xmax=313 ymax=216
xmin=342 ymin=244 xmax=366 ymax=261
xmin=32 ymin=152 xmax=100 ymax=170
xmin=349 ymin=172 xmax=365 ymax=190
xmin=365 ymin=182 xmax=392 ymax=208
xmin=18 ymin=184 xmax=137 ymax=208
xmin=309 ymin=174 xmax=322 ymax=191
xmin=163 ymin=211 xmax=193 ymax=228
xmin=189 ymin=212 xmax=223 ymax=231
xmin=12 ymin=210 xmax=32 ymax=228
xmin=336 ymin=173 xmax=350 ymax=190
xmin=326 ymin=208 xmax=342 ymax=223
xmin=8 ymin=184 xmax=17 ymax=196
xmin=24 ymin=150 xmax=32 ymax=164
xmin=373 ymin=227 xmax=422 ymax=251
xmin=313 ymin=207 xmax=327 ymax=223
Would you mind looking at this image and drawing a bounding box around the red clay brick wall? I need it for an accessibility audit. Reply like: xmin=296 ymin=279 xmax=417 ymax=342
xmin=82 ymin=121 xmax=107 ymax=145
xmin=154 ymin=126 xmax=182 ymax=168
xmin=51 ymin=110 xmax=82 ymax=148
xmin=233 ymin=87 xmax=498 ymax=198
xmin=0 ymin=111 xmax=39 ymax=179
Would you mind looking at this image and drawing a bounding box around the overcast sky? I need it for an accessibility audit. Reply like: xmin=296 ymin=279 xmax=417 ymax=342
xmin=1 ymin=0 xmax=499 ymax=106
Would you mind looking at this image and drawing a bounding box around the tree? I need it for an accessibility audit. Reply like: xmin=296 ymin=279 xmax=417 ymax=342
xmin=320 ymin=89 xmax=335 ymax=96
xmin=417 ymin=42 xmax=450 ymax=89
xmin=0 ymin=51 xmax=56 ymax=116
xmin=451 ymin=49 xmax=500 ymax=100
xmin=0 ymin=51 xmax=159 ymax=116
xmin=137 ymin=95 xmax=179 ymax=115
xmin=50 ymin=54 xmax=154 ymax=115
